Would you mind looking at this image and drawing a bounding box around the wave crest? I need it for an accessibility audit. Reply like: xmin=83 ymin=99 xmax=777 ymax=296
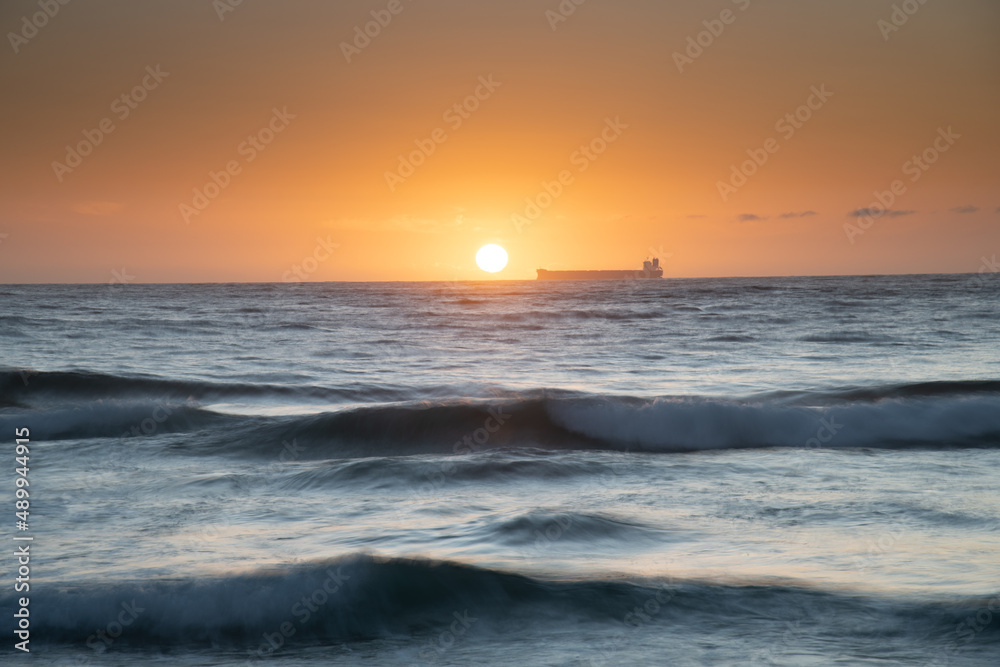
xmin=5 ymin=555 xmax=997 ymax=649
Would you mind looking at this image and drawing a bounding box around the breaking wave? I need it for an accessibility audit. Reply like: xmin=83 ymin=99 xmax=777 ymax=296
xmin=4 ymin=370 xmax=1000 ymax=453
xmin=5 ymin=555 xmax=996 ymax=649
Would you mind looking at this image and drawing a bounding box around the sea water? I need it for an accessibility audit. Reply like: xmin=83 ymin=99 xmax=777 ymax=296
xmin=1 ymin=274 xmax=998 ymax=665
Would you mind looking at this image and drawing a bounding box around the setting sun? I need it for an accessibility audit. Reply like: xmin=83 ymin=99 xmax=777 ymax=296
xmin=475 ymin=244 xmax=508 ymax=273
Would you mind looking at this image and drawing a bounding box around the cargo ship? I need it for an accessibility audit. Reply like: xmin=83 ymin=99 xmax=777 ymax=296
xmin=536 ymin=258 xmax=663 ymax=280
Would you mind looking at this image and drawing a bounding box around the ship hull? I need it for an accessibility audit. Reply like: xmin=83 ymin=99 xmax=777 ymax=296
xmin=536 ymin=269 xmax=663 ymax=280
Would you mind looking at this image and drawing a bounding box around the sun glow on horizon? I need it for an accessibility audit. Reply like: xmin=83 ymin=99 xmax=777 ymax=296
xmin=475 ymin=244 xmax=508 ymax=273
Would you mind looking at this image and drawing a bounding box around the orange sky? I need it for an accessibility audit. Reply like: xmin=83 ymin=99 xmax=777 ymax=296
xmin=1 ymin=0 xmax=998 ymax=282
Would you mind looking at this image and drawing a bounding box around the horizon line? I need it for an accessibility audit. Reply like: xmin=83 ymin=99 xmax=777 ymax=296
xmin=1 ymin=271 xmax=990 ymax=286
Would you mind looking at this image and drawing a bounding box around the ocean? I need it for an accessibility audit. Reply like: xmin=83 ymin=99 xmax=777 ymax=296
xmin=1 ymin=274 xmax=998 ymax=666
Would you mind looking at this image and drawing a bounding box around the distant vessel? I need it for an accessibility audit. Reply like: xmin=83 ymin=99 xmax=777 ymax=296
xmin=537 ymin=258 xmax=663 ymax=280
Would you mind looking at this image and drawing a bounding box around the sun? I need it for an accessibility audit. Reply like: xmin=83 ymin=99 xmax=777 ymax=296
xmin=475 ymin=244 xmax=508 ymax=273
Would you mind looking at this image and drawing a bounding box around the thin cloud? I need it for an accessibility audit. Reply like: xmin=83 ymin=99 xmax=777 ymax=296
xmin=737 ymin=213 xmax=766 ymax=222
xmin=778 ymin=210 xmax=817 ymax=219
xmin=848 ymin=208 xmax=915 ymax=219
xmin=686 ymin=214 xmax=707 ymax=219
xmin=950 ymin=205 xmax=979 ymax=214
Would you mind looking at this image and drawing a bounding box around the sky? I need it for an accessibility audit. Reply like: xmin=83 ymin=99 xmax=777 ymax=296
xmin=1 ymin=0 xmax=998 ymax=282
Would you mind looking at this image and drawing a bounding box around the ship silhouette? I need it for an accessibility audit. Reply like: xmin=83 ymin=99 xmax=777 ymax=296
xmin=536 ymin=258 xmax=663 ymax=280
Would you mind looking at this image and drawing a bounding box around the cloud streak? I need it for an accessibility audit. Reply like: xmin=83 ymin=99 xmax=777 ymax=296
xmin=848 ymin=208 xmax=915 ymax=219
